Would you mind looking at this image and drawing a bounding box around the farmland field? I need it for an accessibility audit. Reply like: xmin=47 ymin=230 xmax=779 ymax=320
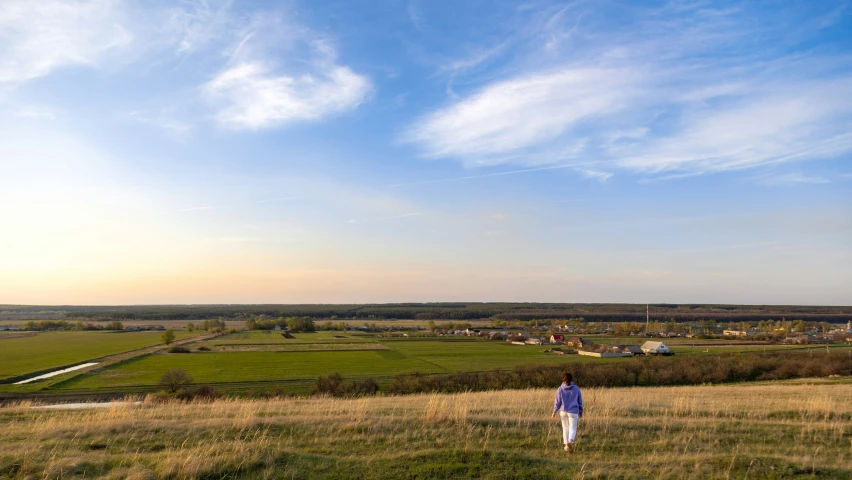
xmin=48 ymin=334 xmax=613 ymax=393
xmin=0 ymin=331 xmax=201 ymax=381
xmin=55 ymin=349 xmax=446 ymax=391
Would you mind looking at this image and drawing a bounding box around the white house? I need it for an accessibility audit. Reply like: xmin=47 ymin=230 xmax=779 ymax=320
xmin=641 ymin=341 xmax=671 ymax=354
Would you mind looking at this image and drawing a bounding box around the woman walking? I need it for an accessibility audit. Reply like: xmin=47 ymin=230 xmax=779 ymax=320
xmin=551 ymin=372 xmax=583 ymax=453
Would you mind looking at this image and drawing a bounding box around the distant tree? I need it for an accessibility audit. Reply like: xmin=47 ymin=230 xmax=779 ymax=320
xmin=244 ymin=318 xmax=257 ymax=330
xmin=162 ymin=329 xmax=176 ymax=345
xmin=105 ymin=321 xmax=124 ymax=330
xmin=303 ymin=317 xmax=315 ymax=332
xmin=286 ymin=316 xmax=305 ymax=332
xmin=186 ymin=322 xmax=195 ymax=332
xmin=160 ymin=368 xmax=193 ymax=393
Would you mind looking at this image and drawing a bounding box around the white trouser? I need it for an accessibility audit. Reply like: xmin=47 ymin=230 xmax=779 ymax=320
xmin=559 ymin=411 xmax=579 ymax=444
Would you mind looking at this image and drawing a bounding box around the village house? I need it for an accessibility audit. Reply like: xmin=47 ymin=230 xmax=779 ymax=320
xmin=723 ymin=330 xmax=748 ymax=337
xmin=641 ymin=341 xmax=671 ymax=355
xmin=622 ymin=345 xmax=645 ymax=356
xmin=550 ymin=334 xmax=565 ymax=344
xmin=525 ymin=337 xmax=543 ymax=345
xmin=567 ymin=337 xmax=589 ymax=348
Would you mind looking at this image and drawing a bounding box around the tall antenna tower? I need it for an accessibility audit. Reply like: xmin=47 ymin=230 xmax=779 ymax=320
xmin=646 ymin=304 xmax=650 ymax=333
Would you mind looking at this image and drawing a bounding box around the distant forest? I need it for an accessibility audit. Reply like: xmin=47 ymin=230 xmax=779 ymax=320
xmin=2 ymin=303 xmax=851 ymax=323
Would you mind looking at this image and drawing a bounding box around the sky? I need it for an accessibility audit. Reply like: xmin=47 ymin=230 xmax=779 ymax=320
xmin=1 ymin=0 xmax=850 ymax=306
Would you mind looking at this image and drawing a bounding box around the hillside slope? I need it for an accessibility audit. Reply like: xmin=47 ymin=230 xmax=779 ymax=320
xmin=1 ymin=380 xmax=850 ymax=479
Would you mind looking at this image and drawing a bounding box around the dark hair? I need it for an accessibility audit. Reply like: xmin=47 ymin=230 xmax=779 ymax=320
xmin=562 ymin=372 xmax=572 ymax=383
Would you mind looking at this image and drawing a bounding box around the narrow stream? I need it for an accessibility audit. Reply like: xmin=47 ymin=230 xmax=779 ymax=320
xmin=13 ymin=363 xmax=99 ymax=385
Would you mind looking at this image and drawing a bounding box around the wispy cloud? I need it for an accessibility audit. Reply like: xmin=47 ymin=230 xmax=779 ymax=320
xmin=577 ymin=168 xmax=613 ymax=182
xmin=403 ymin=68 xmax=636 ymax=165
xmin=348 ymin=212 xmax=427 ymax=224
xmin=168 ymin=0 xmax=234 ymax=55
xmin=407 ymin=1 xmax=424 ymax=31
xmin=0 ymin=0 xmax=131 ymax=86
xmin=755 ymin=172 xmax=831 ymax=186
xmin=178 ymin=206 xmax=214 ymax=213
xmin=252 ymin=197 xmax=300 ymax=205
xmin=403 ymin=2 xmax=852 ymax=178
xmin=203 ymin=13 xmax=372 ymax=130
xmin=389 ymin=161 xmax=609 ymax=187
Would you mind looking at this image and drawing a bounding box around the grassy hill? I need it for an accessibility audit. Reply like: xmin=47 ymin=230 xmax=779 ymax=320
xmin=1 ymin=379 xmax=850 ymax=479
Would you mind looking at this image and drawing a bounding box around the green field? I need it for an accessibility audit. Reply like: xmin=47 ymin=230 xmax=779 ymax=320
xmin=0 ymin=330 xmax=200 ymax=381
xmin=56 ymin=349 xmax=445 ymax=390
xmin=52 ymin=334 xmax=615 ymax=392
xmin=205 ymin=330 xmax=375 ymax=345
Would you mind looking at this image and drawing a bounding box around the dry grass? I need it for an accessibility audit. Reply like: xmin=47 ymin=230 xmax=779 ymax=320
xmin=0 ymin=381 xmax=850 ymax=479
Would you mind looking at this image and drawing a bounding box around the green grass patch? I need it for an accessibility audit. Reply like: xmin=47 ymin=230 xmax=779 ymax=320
xmin=0 ymin=331 xmax=200 ymax=381
xmin=53 ymin=350 xmax=446 ymax=390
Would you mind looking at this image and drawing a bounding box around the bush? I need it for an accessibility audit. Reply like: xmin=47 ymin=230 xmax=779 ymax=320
xmin=311 ymin=373 xmax=381 ymax=397
xmin=193 ymin=384 xmax=220 ymax=399
xmin=196 ymin=346 xmax=211 ymax=352
xmin=167 ymin=346 xmax=190 ymax=353
xmin=175 ymin=384 xmax=220 ymax=401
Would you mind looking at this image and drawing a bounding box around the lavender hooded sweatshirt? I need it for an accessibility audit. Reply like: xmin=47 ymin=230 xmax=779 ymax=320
xmin=553 ymin=382 xmax=583 ymax=415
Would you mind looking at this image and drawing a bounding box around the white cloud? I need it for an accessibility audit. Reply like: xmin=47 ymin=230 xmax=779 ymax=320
xmin=577 ymin=168 xmax=613 ymax=182
xmin=403 ymin=68 xmax=638 ymax=165
xmin=0 ymin=0 xmax=132 ymax=86
xmin=205 ymin=58 xmax=371 ymax=129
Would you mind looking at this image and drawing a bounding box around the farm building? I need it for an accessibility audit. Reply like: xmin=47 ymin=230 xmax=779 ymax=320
xmin=578 ymin=347 xmax=633 ymax=358
xmin=550 ymin=334 xmax=565 ymax=344
xmin=723 ymin=330 xmax=748 ymax=337
xmin=622 ymin=345 xmax=645 ymax=356
xmin=641 ymin=341 xmax=671 ymax=354
xmin=525 ymin=337 xmax=543 ymax=345
xmin=567 ymin=337 xmax=589 ymax=348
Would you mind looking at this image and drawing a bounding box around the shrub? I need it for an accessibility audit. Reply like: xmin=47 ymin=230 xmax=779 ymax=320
xmin=311 ymin=373 xmax=381 ymax=397
xmin=166 ymin=346 xmax=190 ymax=353
xmin=196 ymin=346 xmax=211 ymax=352
xmin=193 ymin=384 xmax=220 ymax=399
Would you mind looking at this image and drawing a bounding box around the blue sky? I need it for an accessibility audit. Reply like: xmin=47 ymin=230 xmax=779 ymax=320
xmin=1 ymin=0 xmax=850 ymax=305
